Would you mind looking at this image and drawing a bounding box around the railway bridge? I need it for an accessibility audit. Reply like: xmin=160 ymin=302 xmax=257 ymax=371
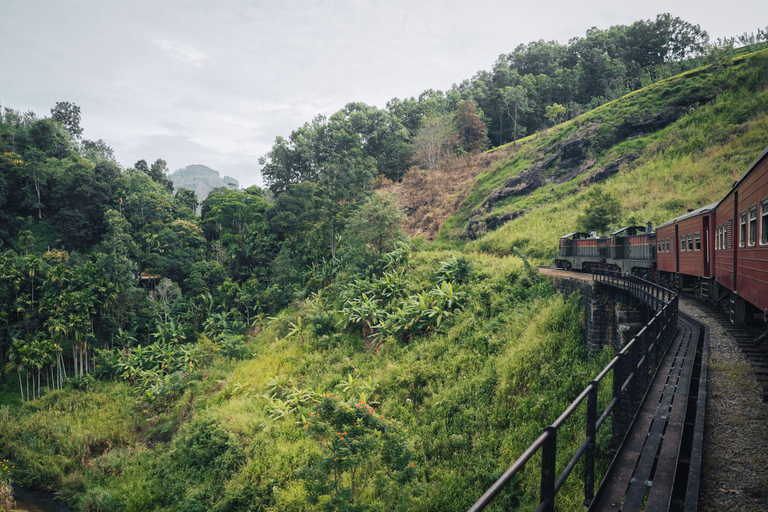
xmin=469 ymin=270 xmax=708 ymax=512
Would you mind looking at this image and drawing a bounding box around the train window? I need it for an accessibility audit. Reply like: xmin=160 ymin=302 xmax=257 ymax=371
xmin=715 ymin=227 xmax=720 ymax=250
xmin=680 ymin=235 xmax=686 ymax=251
xmin=761 ymin=200 xmax=768 ymax=245
xmin=749 ymin=206 xmax=757 ymax=246
xmin=688 ymin=234 xmax=693 ymax=251
xmin=694 ymin=232 xmax=701 ymax=251
xmin=668 ymin=238 xmax=672 ymax=252
xmin=740 ymin=211 xmax=747 ymax=247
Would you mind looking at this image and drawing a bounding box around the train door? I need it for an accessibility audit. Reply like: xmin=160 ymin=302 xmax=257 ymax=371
xmin=612 ymin=235 xmax=624 ymax=259
xmin=674 ymin=224 xmax=680 ymax=272
xmin=733 ymin=192 xmax=738 ymax=290
xmin=703 ymin=215 xmax=710 ymax=277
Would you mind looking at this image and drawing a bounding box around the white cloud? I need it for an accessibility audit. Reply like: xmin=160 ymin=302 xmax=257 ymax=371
xmin=152 ymin=37 xmax=209 ymax=67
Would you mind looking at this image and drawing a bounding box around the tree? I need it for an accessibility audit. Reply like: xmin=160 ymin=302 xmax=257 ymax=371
xmin=501 ymin=85 xmax=533 ymax=145
xmin=81 ymin=139 xmax=115 ymax=161
xmin=134 ymin=159 xmax=150 ymax=173
xmin=301 ymin=394 xmax=415 ymax=509
xmin=544 ymin=103 xmax=567 ymax=126
xmin=576 ymin=186 xmax=621 ymax=233
xmin=28 ymin=119 xmax=74 ymax=159
xmin=149 ymin=158 xmax=174 ymax=193
xmin=455 ymin=100 xmax=487 ymax=153
xmin=343 ymin=193 xmax=406 ymax=262
xmin=175 ymin=188 xmax=198 ymax=214
xmin=50 ymin=101 xmax=83 ymax=139
xmin=411 ymin=114 xmax=456 ymax=169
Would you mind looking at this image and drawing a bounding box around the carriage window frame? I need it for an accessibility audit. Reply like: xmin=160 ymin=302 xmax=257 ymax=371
xmin=694 ymin=231 xmax=701 ymax=251
xmin=761 ymin=199 xmax=768 ymax=246
xmin=680 ymin=235 xmax=686 ymax=251
xmin=740 ymin=211 xmax=747 ymax=247
xmin=715 ymin=226 xmax=720 ymax=251
xmin=721 ymin=225 xmax=726 ymax=250
xmin=668 ymin=238 xmax=672 ymax=252
xmin=749 ymin=205 xmax=757 ymax=246
xmin=687 ymin=234 xmax=693 ymax=251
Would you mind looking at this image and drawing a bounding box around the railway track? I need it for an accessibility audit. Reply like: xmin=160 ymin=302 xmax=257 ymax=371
xmin=540 ymin=265 xmax=768 ymax=402
xmin=683 ymin=295 xmax=768 ymax=402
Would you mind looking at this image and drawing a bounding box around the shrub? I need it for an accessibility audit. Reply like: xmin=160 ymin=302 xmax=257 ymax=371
xmin=434 ymin=255 xmax=473 ymax=284
xmin=299 ymin=394 xmax=415 ymax=510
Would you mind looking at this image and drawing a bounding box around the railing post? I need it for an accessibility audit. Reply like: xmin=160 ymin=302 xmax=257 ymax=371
xmin=612 ymin=354 xmax=625 ymax=451
xmin=629 ymin=338 xmax=642 ymax=412
xmin=540 ymin=426 xmax=557 ymax=512
xmin=640 ymin=327 xmax=650 ymax=392
xmin=584 ymin=382 xmax=598 ymax=506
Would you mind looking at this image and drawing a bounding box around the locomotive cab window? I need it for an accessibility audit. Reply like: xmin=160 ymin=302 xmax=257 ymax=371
xmin=749 ymin=206 xmax=757 ymax=246
xmin=687 ymin=234 xmax=693 ymax=251
xmin=761 ymin=200 xmax=768 ymax=245
xmin=740 ymin=211 xmax=747 ymax=247
xmin=694 ymin=231 xmax=701 ymax=251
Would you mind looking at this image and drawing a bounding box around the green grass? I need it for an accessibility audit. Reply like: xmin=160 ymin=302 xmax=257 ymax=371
xmin=0 ymin=251 xmax=613 ymax=512
xmin=439 ymin=49 xmax=768 ymax=247
xmin=449 ymin=49 xmax=768 ymax=263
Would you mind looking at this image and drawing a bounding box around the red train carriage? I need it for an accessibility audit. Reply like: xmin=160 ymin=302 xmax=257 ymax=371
xmin=656 ymin=204 xmax=716 ymax=293
xmin=714 ymin=147 xmax=768 ymax=323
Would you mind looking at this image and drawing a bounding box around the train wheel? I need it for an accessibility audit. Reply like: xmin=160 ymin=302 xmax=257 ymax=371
xmin=564 ymin=261 xmax=572 ymax=271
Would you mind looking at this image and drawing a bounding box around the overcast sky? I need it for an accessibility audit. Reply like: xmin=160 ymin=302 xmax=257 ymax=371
xmin=2 ymin=1 xmax=766 ymax=187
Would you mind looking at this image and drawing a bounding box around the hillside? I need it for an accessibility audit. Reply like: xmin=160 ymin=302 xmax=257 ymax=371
xmin=387 ymin=45 xmax=768 ymax=255
xmin=3 ymin=41 xmax=768 ymax=512
xmin=169 ymin=164 xmax=239 ymax=203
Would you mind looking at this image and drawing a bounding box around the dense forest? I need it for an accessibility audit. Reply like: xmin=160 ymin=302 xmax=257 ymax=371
xmin=1 ymin=14 xmax=768 ymax=512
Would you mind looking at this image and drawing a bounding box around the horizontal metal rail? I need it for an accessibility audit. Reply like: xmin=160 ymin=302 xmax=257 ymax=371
xmin=468 ymin=271 xmax=678 ymax=512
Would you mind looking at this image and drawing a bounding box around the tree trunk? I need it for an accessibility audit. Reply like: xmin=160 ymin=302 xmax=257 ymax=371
xmin=513 ymin=103 xmax=518 ymax=146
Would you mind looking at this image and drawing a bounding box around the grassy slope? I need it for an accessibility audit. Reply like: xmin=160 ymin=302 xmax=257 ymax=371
xmin=439 ymin=48 xmax=768 ymax=259
xmin=0 ymin=252 xmax=613 ymax=512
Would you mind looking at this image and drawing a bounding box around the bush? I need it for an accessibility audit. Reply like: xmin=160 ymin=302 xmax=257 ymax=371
xmin=299 ymin=394 xmax=416 ymax=510
xmin=309 ymin=310 xmax=336 ymax=337
xmin=434 ymin=255 xmax=473 ymax=284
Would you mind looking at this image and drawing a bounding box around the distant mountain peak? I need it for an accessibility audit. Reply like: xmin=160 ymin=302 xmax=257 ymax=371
xmin=169 ymin=165 xmax=240 ymax=203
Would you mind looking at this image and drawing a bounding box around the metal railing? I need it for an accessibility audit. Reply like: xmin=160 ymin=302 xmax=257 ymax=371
xmin=468 ymin=271 xmax=678 ymax=512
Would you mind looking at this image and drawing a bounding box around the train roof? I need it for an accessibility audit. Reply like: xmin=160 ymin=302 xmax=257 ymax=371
xmin=717 ymin=144 xmax=768 ymax=205
xmin=610 ymin=225 xmax=649 ymax=236
xmin=657 ymin=203 xmax=718 ymax=229
xmin=560 ymin=232 xmax=590 ymax=239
